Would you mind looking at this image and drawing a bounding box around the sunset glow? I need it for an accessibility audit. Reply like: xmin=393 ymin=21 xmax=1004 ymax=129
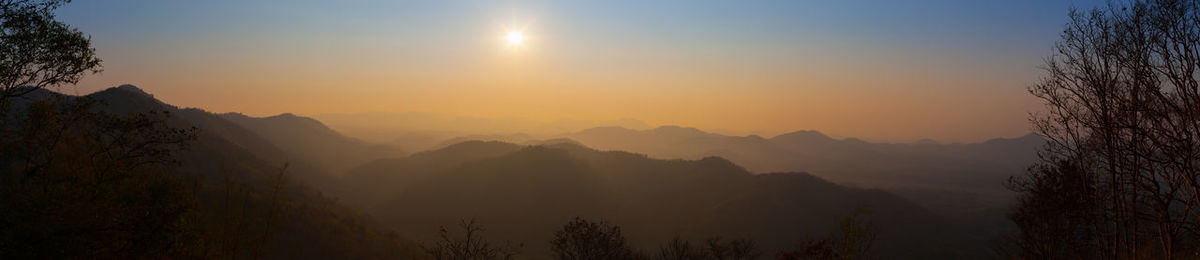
xmin=506 ymin=31 xmax=524 ymax=46
xmin=9 ymin=1 xmax=1175 ymax=258
xmin=55 ymin=1 xmax=1109 ymax=142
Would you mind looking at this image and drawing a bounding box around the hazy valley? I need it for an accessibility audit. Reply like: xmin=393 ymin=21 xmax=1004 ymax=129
xmin=66 ymin=84 xmax=1036 ymax=258
xmin=6 ymin=0 xmax=1196 ymax=258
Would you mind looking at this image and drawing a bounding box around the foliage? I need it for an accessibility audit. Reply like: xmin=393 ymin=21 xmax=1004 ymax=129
xmin=0 ymin=97 xmax=197 ymax=258
xmin=0 ymin=0 xmax=101 ymax=105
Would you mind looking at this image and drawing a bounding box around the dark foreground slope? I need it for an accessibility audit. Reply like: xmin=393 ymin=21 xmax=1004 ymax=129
xmin=0 ymin=85 xmax=428 ymax=259
xmin=345 ymin=141 xmax=986 ymax=259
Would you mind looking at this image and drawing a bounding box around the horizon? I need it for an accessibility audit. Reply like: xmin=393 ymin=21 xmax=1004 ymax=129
xmin=6 ymin=1 xmax=1198 ymax=258
xmin=92 ymin=83 xmax=1040 ymax=144
xmin=55 ymin=0 xmax=1105 ymax=143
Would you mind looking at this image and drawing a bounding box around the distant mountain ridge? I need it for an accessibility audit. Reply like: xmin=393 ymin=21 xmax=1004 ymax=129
xmin=551 ymin=125 xmax=1042 ymax=244
xmin=218 ymin=112 xmax=405 ymax=175
xmin=560 ymin=125 xmax=1040 ymax=189
xmin=314 ymin=111 xmax=652 ymax=151
xmin=81 ymin=85 xmax=1038 ymax=259
xmin=343 ymin=140 xmax=987 ymax=259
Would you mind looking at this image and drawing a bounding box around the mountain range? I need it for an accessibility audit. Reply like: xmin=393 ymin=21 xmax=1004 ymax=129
xmin=342 ymin=141 xmax=986 ymax=258
xmin=46 ymin=84 xmax=1042 ymax=259
xmin=80 ymin=85 xmax=429 ymax=259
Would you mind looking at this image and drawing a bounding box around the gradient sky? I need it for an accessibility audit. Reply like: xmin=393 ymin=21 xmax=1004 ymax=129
xmin=57 ymin=0 xmax=1105 ymax=142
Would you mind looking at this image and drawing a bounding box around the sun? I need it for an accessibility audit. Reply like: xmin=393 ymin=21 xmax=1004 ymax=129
xmin=506 ymin=31 xmax=524 ymax=46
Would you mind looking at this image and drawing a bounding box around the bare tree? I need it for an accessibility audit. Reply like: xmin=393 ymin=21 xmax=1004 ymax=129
xmin=654 ymin=236 xmax=761 ymax=260
xmin=704 ymin=237 xmax=761 ymax=260
xmin=776 ymin=205 xmax=877 ymax=260
xmin=423 ymin=219 xmax=520 ymax=260
xmin=550 ymin=217 xmax=637 ymax=260
xmin=1008 ymin=0 xmax=1200 ymax=258
xmin=657 ymin=236 xmax=707 ymax=260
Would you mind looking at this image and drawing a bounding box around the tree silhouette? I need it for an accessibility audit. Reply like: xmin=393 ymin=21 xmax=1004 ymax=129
xmin=703 ymin=237 xmax=760 ymax=260
xmin=777 ymin=205 xmax=876 ymax=260
xmin=656 ymin=236 xmax=706 ymax=260
xmin=1008 ymin=0 xmax=1200 ymax=258
xmin=550 ymin=217 xmax=637 ymax=260
xmin=0 ymin=97 xmax=197 ymax=258
xmin=423 ymin=219 xmax=520 ymax=260
xmin=0 ymin=0 xmax=101 ymax=107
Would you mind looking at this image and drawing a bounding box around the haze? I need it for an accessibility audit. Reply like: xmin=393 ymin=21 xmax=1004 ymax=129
xmin=56 ymin=0 xmax=1104 ymax=143
xmin=12 ymin=0 xmax=1196 ymax=258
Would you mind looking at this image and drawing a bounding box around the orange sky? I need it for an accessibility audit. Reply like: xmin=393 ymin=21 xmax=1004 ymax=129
xmin=58 ymin=1 xmax=1086 ymax=143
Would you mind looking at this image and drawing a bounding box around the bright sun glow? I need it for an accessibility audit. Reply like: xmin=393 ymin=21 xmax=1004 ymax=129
xmin=506 ymin=31 xmax=524 ymax=46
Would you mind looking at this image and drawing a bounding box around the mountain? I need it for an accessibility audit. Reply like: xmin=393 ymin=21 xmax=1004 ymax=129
xmin=558 ymin=126 xmax=1042 ymax=241
xmin=344 ymin=141 xmax=986 ymax=259
xmin=563 ymin=125 xmax=1039 ymax=190
xmin=79 ymin=85 xmax=430 ymax=259
xmin=567 ymin=126 xmax=802 ymax=173
xmin=313 ymin=111 xmax=650 ymax=151
xmin=340 ymin=140 xmax=525 ymax=209
xmin=219 ymin=112 xmax=405 ymax=174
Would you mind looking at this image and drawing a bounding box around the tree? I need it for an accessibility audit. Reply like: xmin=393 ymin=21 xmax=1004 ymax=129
xmin=0 ymin=97 xmax=198 ymax=258
xmin=423 ymin=219 xmax=520 ymax=260
xmin=0 ymin=1 xmax=207 ymax=257
xmin=777 ymin=205 xmax=877 ymax=260
xmin=657 ymin=236 xmax=761 ymax=260
xmin=1002 ymin=159 xmax=1102 ymax=259
xmin=549 ymin=217 xmax=760 ymax=260
xmin=551 ymin=217 xmax=637 ymax=260
xmin=657 ymin=236 xmax=707 ymax=260
xmin=0 ymin=0 xmax=100 ymax=107
xmin=1008 ymin=0 xmax=1200 ymax=258
xmin=703 ymin=237 xmax=761 ymax=260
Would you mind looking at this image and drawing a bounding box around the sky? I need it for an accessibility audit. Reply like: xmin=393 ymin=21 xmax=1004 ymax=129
xmin=57 ymin=0 xmax=1106 ymax=143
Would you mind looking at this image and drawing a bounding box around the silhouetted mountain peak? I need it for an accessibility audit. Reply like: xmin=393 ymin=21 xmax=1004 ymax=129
xmin=842 ymin=137 xmax=868 ymax=144
xmin=414 ymin=140 xmax=522 ymax=159
xmin=113 ymin=84 xmax=152 ymax=96
xmin=652 ymin=125 xmax=707 ymax=135
xmin=87 ymin=84 xmax=172 ymax=111
xmin=577 ymin=126 xmax=636 ymax=134
xmin=527 ymin=138 xmax=585 ymax=147
xmin=769 ymin=130 xmax=838 ymax=146
xmin=980 ymin=132 xmax=1045 ymax=146
xmin=772 ymin=130 xmax=830 ymax=140
xmin=220 ymin=112 xmax=336 ymax=134
xmin=695 ymin=156 xmax=751 ymax=175
xmin=1018 ymin=132 xmax=1043 ymax=141
xmin=536 ymin=141 xmax=599 ymax=155
xmin=219 ymin=112 xmax=250 ymax=119
xmin=271 ymin=112 xmax=300 ymax=119
xmin=266 ymin=113 xmax=331 ymax=130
